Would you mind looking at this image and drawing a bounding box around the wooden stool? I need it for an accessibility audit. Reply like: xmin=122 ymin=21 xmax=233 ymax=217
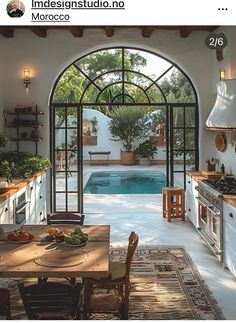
xmin=162 ymin=187 xmax=185 ymax=222
xmin=0 ymin=288 xmax=11 ymax=320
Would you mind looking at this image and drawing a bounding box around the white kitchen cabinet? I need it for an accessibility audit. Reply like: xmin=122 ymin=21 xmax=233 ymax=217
xmin=35 ymin=173 xmax=47 ymax=224
xmin=0 ymin=172 xmax=47 ymax=225
xmin=223 ymin=201 xmax=236 ymax=277
xmin=185 ymin=174 xmax=199 ymax=228
xmin=0 ymin=196 xmax=14 ymax=224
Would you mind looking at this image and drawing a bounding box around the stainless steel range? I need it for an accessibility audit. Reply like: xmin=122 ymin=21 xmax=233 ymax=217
xmin=197 ymin=180 xmax=224 ymax=261
xmin=197 ymin=177 xmax=236 ymax=261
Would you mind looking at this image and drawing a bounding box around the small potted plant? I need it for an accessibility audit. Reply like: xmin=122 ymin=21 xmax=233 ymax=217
xmin=0 ymin=134 xmax=9 ymax=150
xmin=134 ymin=139 xmax=158 ymax=166
xmin=109 ymin=107 xmax=150 ymax=165
xmin=90 ymin=117 xmax=98 ymax=135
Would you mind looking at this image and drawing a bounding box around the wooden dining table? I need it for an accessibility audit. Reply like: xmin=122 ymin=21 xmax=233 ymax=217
xmin=0 ymin=224 xmax=110 ymax=279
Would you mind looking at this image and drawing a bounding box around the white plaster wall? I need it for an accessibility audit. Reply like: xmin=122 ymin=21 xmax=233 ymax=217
xmin=82 ymin=109 xmax=122 ymax=160
xmin=0 ymin=27 xmax=235 ymax=170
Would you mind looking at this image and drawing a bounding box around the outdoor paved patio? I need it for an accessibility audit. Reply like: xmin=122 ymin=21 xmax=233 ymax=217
xmin=83 ymin=165 xmax=236 ymax=320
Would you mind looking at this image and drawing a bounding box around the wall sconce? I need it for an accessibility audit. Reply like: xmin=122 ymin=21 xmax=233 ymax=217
xmin=23 ymin=68 xmax=31 ymax=88
xmin=220 ymin=68 xmax=226 ymax=81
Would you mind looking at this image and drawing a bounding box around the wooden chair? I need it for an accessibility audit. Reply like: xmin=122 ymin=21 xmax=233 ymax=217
xmin=18 ymin=281 xmax=82 ymax=320
xmin=47 ymin=213 xmax=85 ymax=225
xmin=0 ymin=288 xmax=11 ymax=320
xmin=83 ymin=231 xmax=139 ymax=320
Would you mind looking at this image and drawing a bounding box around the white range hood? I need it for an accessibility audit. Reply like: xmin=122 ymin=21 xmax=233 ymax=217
xmin=206 ymin=79 xmax=236 ymax=129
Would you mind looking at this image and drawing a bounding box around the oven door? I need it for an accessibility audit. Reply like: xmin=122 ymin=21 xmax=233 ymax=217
xmin=196 ymin=196 xmax=210 ymax=235
xmin=208 ymin=205 xmax=222 ymax=250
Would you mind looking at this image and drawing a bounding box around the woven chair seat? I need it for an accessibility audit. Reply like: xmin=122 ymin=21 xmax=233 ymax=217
xmin=90 ymin=294 xmax=123 ymax=312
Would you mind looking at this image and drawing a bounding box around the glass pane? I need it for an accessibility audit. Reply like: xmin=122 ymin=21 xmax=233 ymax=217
xmin=173 ymin=107 xmax=184 ymax=127
xmin=97 ymin=83 xmax=122 ymax=104
xmin=185 ymin=106 xmax=195 ymax=127
xmin=173 ymin=129 xmax=184 ymax=150
xmin=82 ymin=84 xmax=100 ymax=103
xmin=173 ymin=158 xmax=184 ymax=172
xmin=56 ymin=193 xmax=66 ymax=211
xmin=146 ymin=86 xmax=165 ymax=103
xmin=95 ymin=71 xmax=122 ymax=88
xmin=53 ymin=65 xmax=90 ymax=103
xmin=68 ymin=173 xmax=78 ymax=191
xmin=55 ymin=107 xmax=65 ymax=128
xmin=67 ymin=107 xmax=78 ymax=127
xmin=55 ymin=172 xmax=66 ymax=191
xmin=68 ymin=151 xmax=78 ymax=171
xmin=68 ymin=193 xmax=78 ymax=211
xmin=124 ymin=48 xmax=172 ymax=79
xmin=76 ymin=48 xmax=122 ymax=79
xmin=173 ymin=172 xmax=184 ymax=187
xmin=186 ymin=151 xmax=196 ymax=171
xmin=124 ymin=71 xmax=152 ymax=88
xmin=124 ymin=83 xmax=148 ymax=103
xmin=67 ymin=129 xmax=77 ymax=149
xmin=55 ymin=150 xmax=66 ymax=171
xmin=185 ymin=130 xmax=195 ymax=150
xmin=55 ymin=129 xmax=65 ymax=149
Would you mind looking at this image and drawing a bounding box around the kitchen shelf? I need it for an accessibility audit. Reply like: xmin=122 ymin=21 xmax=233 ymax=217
xmin=11 ymin=138 xmax=43 ymax=142
xmin=3 ymin=105 xmax=44 ymax=155
xmin=6 ymin=124 xmax=43 ymax=128
xmin=6 ymin=111 xmax=44 ymax=116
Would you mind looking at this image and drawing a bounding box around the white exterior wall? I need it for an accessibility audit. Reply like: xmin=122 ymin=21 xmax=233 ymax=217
xmin=0 ymin=27 xmax=235 ymax=171
xmin=82 ymin=109 xmax=122 ymax=160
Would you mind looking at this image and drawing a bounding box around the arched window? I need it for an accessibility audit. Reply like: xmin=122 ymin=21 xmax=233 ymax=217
xmin=50 ymin=47 xmax=198 ymax=213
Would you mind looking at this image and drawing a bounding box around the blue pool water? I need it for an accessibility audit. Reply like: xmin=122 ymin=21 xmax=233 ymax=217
xmin=84 ymin=171 xmax=166 ymax=194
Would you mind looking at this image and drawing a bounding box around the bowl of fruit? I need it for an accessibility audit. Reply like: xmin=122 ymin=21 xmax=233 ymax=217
xmin=64 ymin=227 xmax=88 ymax=247
xmin=7 ymin=228 xmax=34 ymax=243
xmin=47 ymin=227 xmax=65 ymax=242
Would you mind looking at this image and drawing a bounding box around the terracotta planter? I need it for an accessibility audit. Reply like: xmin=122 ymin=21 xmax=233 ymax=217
xmin=120 ymin=151 xmax=135 ymax=165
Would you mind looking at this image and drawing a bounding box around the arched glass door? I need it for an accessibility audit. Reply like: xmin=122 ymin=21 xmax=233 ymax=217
xmin=50 ymin=47 xmax=198 ymax=213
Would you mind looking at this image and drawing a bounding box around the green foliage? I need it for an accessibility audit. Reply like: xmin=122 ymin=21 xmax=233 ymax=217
xmin=134 ymin=140 xmax=158 ymax=158
xmin=159 ymin=69 xmax=195 ymax=103
xmin=0 ymin=151 xmax=51 ymax=180
xmin=108 ymin=107 xmax=150 ymax=151
xmin=0 ymin=135 xmax=9 ymax=149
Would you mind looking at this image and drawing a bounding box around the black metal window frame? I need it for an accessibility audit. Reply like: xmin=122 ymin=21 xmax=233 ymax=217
xmin=50 ymin=46 xmax=199 ymax=213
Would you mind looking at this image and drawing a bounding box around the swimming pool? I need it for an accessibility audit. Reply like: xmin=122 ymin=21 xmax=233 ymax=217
xmin=84 ymin=171 xmax=166 ymax=194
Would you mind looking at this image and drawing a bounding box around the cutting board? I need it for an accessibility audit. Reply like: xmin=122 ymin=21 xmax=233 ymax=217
xmin=201 ymin=171 xmax=223 ymax=179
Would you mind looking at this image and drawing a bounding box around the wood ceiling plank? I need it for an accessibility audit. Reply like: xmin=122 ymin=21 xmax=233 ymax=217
xmin=104 ymin=26 xmax=114 ymax=37
xmin=142 ymin=26 xmax=155 ymax=38
xmin=70 ymin=27 xmax=84 ymax=37
xmin=180 ymin=27 xmax=193 ymax=38
xmin=30 ymin=27 xmax=47 ymax=37
xmin=0 ymin=27 xmax=14 ymax=38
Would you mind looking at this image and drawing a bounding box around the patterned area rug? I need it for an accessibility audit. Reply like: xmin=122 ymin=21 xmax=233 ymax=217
xmin=0 ymin=246 xmax=225 ymax=320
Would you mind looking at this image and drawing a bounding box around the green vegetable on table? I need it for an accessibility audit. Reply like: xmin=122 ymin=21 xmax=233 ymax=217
xmin=64 ymin=227 xmax=88 ymax=245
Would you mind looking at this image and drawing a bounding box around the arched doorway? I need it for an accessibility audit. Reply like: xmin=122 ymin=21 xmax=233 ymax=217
xmin=50 ymin=47 xmax=199 ymax=213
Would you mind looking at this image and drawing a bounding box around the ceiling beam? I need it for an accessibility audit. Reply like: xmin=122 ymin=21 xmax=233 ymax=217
xmin=30 ymin=27 xmax=47 ymax=37
xmin=70 ymin=26 xmax=84 ymax=37
xmin=0 ymin=27 xmax=14 ymax=38
xmin=104 ymin=26 xmax=114 ymax=37
xmin=180 ymin=27 xmax=193 ymax=38
xmin=216 ymin=48 xmax=223 ymax=61
xmin=142 ymin=26 xmax=155 ymax=38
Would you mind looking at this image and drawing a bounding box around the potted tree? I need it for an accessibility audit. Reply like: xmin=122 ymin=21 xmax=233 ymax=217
xmin=108 ymin=107 xmax=150 ymax=165
xmin=135 ymin=139 xmax=158 ymax=166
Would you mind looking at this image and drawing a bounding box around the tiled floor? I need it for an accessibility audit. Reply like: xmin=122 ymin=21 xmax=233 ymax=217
xmin=82 ymin=165 xmax=236 ymax=319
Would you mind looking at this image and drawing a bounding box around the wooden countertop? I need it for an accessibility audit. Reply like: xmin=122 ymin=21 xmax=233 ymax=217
xmin=187 ymin=171 xmax=236 ymax=209
xmin=186 ymin=171 xmax=205 ymax=181
xmin=0 ymin=172 xmax=44 ymax=203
